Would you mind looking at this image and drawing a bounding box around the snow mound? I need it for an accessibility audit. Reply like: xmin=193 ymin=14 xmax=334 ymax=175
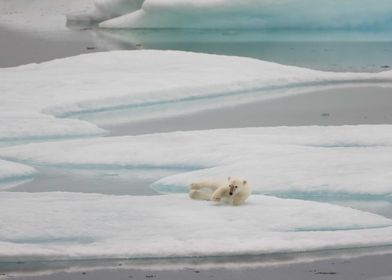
xmin=1 ymin=192 xmax=391 ymax=261
xmin=1 ymin=125 xmax=392 ymax=197
xmin=72 ymin=0 xmax=392 ymax=29
xmin=0 ymin=159 xmax=36 ymax=189
xmin=1 ymin=50 xmax=392 ymax=143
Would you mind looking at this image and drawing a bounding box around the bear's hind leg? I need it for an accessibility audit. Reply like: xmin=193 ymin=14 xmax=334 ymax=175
xmin=190 ymin=181 xmax=220 ymax=191
xmin=189 ymin=190 xmax=212 ymax=201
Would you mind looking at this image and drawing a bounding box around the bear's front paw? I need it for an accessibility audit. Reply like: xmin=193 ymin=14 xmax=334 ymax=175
xmin=211 ymin=195 xmax=221 ymax=202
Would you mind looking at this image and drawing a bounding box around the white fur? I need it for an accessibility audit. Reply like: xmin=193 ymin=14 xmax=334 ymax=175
xmin=189 ymin=177 xmax=251 ymax=206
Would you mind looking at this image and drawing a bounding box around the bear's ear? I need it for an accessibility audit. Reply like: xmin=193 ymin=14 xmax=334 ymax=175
xmin=228 ymin=176 xmax=231 ymax=181
xmin=243 ymin=180 xmax=247 ymax=185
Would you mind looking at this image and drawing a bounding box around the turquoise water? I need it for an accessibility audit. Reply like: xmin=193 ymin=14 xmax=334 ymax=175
xmin=96 ymin=28 xmax=392 ymax=72
xmin=3 ymin=24 xmax=392 ymax=71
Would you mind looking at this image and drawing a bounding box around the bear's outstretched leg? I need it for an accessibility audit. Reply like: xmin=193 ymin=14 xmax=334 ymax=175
xmin=190 ymin=181 xmax=221 ymax=191
xmin=211 ymin=186 xmax=229 ymax=202
xmin=189 ymin=190 xmax=212 ymax=201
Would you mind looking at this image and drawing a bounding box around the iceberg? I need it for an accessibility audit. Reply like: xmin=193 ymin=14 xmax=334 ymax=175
xmin=0 ymin=159 xmax=36 ymax=189
xmin=1 ymin=192 xmax=392 ymax=261
xmin=0 ymin=0 xmax=95 ymax=32
xmin=1 ymin=125 xmax=392 ymax=198
xmin=72 ymin=0 xmax=392 ymax=29
xmin=68 ymin=0 xmax=144 ymax=23
xmin=1 ymin=50 xmax=392 ymax=142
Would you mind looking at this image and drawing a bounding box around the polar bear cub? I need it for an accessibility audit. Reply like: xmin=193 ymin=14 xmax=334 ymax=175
xmin=189 ymin=177 xmax=251 ymax=205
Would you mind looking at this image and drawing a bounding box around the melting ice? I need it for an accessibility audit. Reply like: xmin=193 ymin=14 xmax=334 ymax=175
xmin=68 ymin=0 xmax=392 ymax=29
xmin=2 ymin=125 xmax=392 ymax=200
xmin=1 ymin=192 xmax=392 ymax=261
xmin=0 ymin=160 xmax=36 ymax=190
xmin=1 ymin=50 xmax=392 ymax=261
xmin=1 ymin=50 xmax=391 ymax=142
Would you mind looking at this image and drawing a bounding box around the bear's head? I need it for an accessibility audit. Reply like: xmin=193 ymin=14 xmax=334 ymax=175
xmin=227 ymin=176 xmax=247 ymax=196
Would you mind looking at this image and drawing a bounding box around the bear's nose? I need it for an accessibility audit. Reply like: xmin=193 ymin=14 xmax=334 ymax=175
xmin=229 ymin=192 xmax=233 ymax=196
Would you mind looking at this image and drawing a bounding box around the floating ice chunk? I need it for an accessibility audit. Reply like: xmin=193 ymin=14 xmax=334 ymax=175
xmin=68 ymin=0 xmax=144 ymax=23
xmin=0 ymin=0 xmax=95 ymax=32
xmin=153 ymin=153 xmax=392 ymax=198
xmin=1 ymin=125 xmax=392 ymax=196
xmin=95 ymin=0 xmax=392 ymax=29
xmin=2 ymin=51 xmax=391 ymax=118
xmin=0 ymin=192 xmax=391 ymax=261
xmin=1 ymin=50 xmax=391 ymax=141
xmin=0 ymin=114 xmax=106 ymax=145
xmin=0 ymin=159 xmax=36 ymax=189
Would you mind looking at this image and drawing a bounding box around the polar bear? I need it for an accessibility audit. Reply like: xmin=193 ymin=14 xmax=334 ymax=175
xmin=189 ymin=177 xmax=251 ymax=206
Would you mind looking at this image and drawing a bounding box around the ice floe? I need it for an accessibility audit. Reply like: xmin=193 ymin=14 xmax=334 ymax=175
xmin=68 ymin=0 xmax=144 ymax=23
xmin=0 ymin=114 xmax=106 ymax=145
xmin=70 ymin=0 xmax=392 ymax=29
xmin=0 ymin=192 xmax=392 ymax=261
xmin=1 ymin=50 xmax=392 ymax=142
xmin=1 ymin=125 xmax=392 ymax=198
xmin=0 ymin=0 xmax=94 ymax=31
xmin=0 ymin=159 xmax=36 ymax=189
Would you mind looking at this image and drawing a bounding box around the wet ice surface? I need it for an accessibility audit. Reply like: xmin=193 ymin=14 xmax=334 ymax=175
xmin=9 ymin=167 xmax=160 ymax=196
xmin=5 ymin=86 xmax=392 ymax=221
xmin=2 ymin=25 xmax=392 ymax=72
xmin=0 ymin=159 xmax=36 ymax=190
xmin=101 ymin=86 xmax=392 ymax=136
xmin=3 ymin=50 xmax=391 ymax=143
xmin=0 ymin=25 xmax=100 ymax=68
xmin=80 ymin=0 xmax=392 ymax=30
xmin=4 ymin=251 xmax=392 ymax=280
xmin=96 ymin=29 xmax=392 ymax=72
xmin=4 ymin=124 xmax=392 ymax=222
xmin=4 ymin=85 xmax=392 ymax=224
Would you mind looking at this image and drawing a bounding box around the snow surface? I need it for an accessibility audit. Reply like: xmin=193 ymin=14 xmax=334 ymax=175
xmin=0 ymin=159 xmax=36 ymax=189
xmin=2 ymin=125 xmax=392 ymax=198
xmin=0 ymin=114 xmax=106 ymax=144
xmin=1 ymin=50 xmax=392 ymax=141
xmin=80 ymin=0 xmax=392 ymax=29
xmin=1 ymin=192 xmax=391 ymax=261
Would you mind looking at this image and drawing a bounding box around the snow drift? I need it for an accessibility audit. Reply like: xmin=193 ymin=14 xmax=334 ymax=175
xmin=1 ymin=192 xmax=392 ymax=261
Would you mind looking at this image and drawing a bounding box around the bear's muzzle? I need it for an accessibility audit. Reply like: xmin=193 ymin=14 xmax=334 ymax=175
xmin=229 ymin=184 xmax=235 ymax=196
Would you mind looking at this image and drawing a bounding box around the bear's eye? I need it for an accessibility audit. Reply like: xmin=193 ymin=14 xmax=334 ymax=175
xmin=235 ymin=186 xmax=238 ymax=188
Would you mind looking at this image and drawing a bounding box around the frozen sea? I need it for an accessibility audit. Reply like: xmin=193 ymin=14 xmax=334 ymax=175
xmin=1 ymin=1 xmax=392 ymax=278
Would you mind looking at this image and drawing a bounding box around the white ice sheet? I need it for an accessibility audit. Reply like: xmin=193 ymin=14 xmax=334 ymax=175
xmin=1 ymin=192 xmax=391 ymax=261
xmin=1 ymin=50 xmax=391 ymax=141
xmin=1 ymin=125 xmax=392 ymax=197
xmin=82 ymin=0 xmax=392 ymax=29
